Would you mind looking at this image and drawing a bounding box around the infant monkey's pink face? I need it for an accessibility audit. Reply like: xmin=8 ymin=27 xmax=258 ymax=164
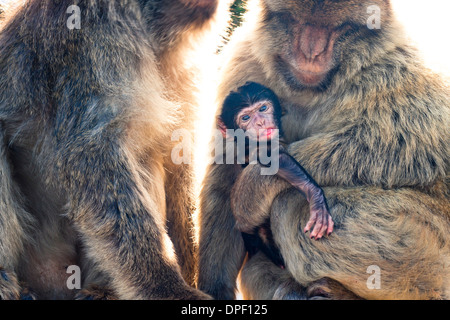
xmin=236 ymin=100 xmax=278 ymax=142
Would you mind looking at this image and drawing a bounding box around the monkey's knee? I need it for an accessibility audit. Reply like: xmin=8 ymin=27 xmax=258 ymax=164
xmin=306 ymin=278 xmax=363 ymax=300
xmin=240 ymin=252 xmax=305 ymax=300
xmin=273 ymin=279 xmax=307 ymax=300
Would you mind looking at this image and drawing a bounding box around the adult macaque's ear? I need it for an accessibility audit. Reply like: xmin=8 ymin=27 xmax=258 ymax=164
xmin=217 ymin=116 xmax=227 ymax=138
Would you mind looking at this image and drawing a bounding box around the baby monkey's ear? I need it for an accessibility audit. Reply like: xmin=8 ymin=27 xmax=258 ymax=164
xmin=217 ymin=116 xmax=228 ymax=138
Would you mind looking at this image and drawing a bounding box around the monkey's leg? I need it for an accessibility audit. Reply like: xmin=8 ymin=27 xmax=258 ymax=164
xmin=198 ymin=163 xmax=247 ymax=300
xmin=240 ymin=251 xmax=362 ymax=300
xmin=60 ymin=129 xmax=209 ymax=300
xmin=165 ymin=161 xmax=197 ymax=287
xmin=270 ymin=187 xmax=450 ymax=300
xmin=231 ymin=164 xmax=291 ymax=234
xmin=198 ymin=161 xmax=293 ymax=299
xmin=0 ymin=124 xmax=34 ymax=300
xmin=239 ymin=252 xmax=307 ymax=300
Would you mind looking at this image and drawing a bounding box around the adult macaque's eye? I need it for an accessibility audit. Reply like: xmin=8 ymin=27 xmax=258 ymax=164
xmin=242 ymin=115 xmax=250 ymax=122
xmin=259 ymin=105 xmax=268 ymax=112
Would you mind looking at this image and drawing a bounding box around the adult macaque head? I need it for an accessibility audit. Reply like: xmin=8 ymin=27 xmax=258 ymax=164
xmin=258 ymin=0 xmax=391 ymax=90
xmin=218 ymin=82 xmax=283 ymax=141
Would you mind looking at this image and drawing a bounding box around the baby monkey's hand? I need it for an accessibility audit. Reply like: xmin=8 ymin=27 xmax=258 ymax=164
xmin=304 ymin=190 xmax=334 ymax=240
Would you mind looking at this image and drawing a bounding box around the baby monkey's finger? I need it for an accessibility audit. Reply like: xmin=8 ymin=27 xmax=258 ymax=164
xmin=309 ymin=211 xmax=326 ymax=239
xmin=315 ymin=211 xmax=329 ymax=240
xmin=327 ymin=214 xmax=334 ymax=236
xmin=317 ymin=221 xmax=329 ymax=240
xmin=304 ymin=211 xmax=318 ymax=234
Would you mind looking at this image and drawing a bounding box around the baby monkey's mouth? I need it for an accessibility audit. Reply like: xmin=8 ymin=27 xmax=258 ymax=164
xmin=265 ymin=128 xmax=275 ymax=139
xmin=258 ymin=127 xmax=277 ymax=141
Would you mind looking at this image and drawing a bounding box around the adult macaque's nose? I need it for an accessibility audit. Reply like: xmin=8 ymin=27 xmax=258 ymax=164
xmin=299 ymin=25 xmax=331 ymax=60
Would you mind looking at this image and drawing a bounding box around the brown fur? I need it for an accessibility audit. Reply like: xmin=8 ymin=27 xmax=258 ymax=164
xmin=198 ymin=0 xmax=450 ymax=300
xmin=0 ymin=0 xmax=220 ymax=300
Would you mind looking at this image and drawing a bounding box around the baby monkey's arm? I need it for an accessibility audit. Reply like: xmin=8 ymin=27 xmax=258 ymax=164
xmin=276 ymin=150 xmax=334 ymax=240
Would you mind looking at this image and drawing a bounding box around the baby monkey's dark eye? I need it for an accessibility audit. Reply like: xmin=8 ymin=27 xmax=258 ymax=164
xmin=259 ymin=105 xmax=268 ymax=112
xmin=242 ymin=115 xmax=251 ymax=122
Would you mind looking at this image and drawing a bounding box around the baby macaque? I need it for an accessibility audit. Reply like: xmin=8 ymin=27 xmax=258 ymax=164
xmin=218 ymin=82 xmax=334 ymax=267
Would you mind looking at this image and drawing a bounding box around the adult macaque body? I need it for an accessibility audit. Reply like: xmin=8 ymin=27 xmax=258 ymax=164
xmin=0 ymin=0 xmax=220 ymax=300
xmin=218 ymin=82 xmax=333 ymax=249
